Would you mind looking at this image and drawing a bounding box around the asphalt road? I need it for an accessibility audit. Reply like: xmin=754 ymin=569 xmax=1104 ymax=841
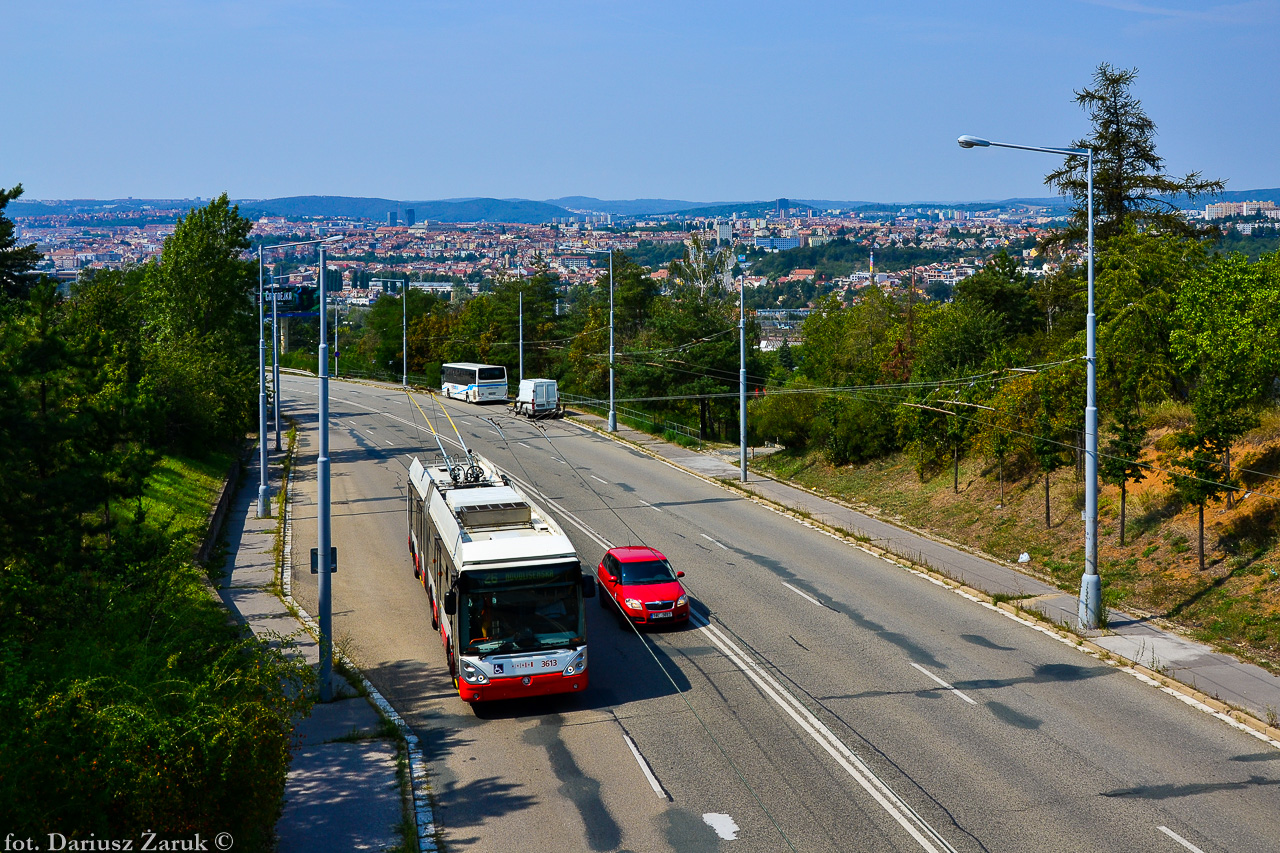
xmin=283 ymin=376 xmax=1280 ymax=853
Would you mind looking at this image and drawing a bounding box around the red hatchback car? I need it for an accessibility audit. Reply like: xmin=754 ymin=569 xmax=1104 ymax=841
xmin=597 ymin=546 xmax=689 ymax=626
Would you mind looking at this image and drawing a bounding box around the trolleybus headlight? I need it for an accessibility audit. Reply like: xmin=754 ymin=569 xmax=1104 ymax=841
xmin=624 ymin=598 xmax=642 ymax=611
xmin=460 ymin=660 xmax=488 ymax=684
xmin=563 ymin=649 xmax=586 ymax=676
xmin=676 ymin=594 xmax=688 ymax=608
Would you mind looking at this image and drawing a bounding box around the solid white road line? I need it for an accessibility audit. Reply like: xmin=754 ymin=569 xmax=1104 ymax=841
xmin=1158 ymin=826 xmax=1207 ymax=853
xmin=910 ymin=663 xmax=978 ymax=706
xmin=781 ymin=582 xmax=823 ymax=607
xmin=518 ymin=442 xmax=532 ymax=449
xmin=638 ymin=499 xmax=662 ymax=513
xmin=691 ymin=614 xmax=957 ymax=853
xmin=701 ymin=533 xmax=728 ymax=550
xmin=591 ymin=475 xmax=609 ymax=484
xmin=622 ymin=733 xmax=668 ymax=799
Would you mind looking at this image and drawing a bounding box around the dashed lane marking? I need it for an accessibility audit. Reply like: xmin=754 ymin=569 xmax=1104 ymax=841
xmin=782 ymin=582 xmax=824 ymax=607
xmin=910 ymin=663 xmax=977 ymax=706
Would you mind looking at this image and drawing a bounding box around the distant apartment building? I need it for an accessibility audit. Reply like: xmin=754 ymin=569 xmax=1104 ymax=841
xmin=754 ymin=236 xmax=801 ymax=251
xmin=560 ymin=256 xmax=591 ymax=270
xmin=714 ymin=221 xmax=733 ymax=242
xmin=405 ymin=208 xmax=416 ymax=227
xmin=1206 ymin=200 xmax=1276 ymax=219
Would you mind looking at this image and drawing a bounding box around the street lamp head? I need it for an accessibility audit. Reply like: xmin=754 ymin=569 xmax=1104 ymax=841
xmin=957 ymin=135 xmax=991 ymax=149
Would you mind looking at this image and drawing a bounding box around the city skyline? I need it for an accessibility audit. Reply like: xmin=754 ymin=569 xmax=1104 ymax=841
xmin=6 ymin=1 xmax=1279 ymax=203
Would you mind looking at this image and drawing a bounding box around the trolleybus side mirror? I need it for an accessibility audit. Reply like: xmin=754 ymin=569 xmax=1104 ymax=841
xmin=581 ymin=575 xmax=596 ymax=598
xmin=676 ymin=571 xmax=685 ymax=578
xmin=443 ymin=590 xmax=457 ymax=615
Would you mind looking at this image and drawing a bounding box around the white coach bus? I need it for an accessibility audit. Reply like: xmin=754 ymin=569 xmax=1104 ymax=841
xmin=441 ymin=362 xmax=508 ymax=403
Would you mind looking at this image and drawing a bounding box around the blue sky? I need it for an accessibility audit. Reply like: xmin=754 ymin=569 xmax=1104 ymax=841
xmin=5 ymin=0 xmax=1278 ymax=203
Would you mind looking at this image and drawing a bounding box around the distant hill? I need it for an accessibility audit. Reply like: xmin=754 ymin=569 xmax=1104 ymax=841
xmin=15 ymin=189 xmax=1279 ymax=224
xmin=241 ymin=196 xmax=573 ymax=224
xmin=672 ymin=200 xmax=819 ymax=218
xmin=547 ymin=197 xmax=718 ymax=216
xmin=10 ymin=197 xmax=208 ymax=216
xmin=1164 ymin=187 xmax=1280 ymax=206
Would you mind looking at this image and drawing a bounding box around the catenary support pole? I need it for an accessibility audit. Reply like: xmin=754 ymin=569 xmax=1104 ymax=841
xmin=317 ymin=245 xmax=333 ymax=702
xmin=257 ymin=247 xmax=270 ymax=517
xmin=956 ymin=134 xmax=1101 ymax=630
xmin=272 ymin=274 xmax=281 ymax=451
xmin=1080 ymin=148 xmax=1101 ymax=629
xmin=608 ymin=251 xmax=616 ymax=432
xmin=736 ymin=253 xmax=747 ymax=482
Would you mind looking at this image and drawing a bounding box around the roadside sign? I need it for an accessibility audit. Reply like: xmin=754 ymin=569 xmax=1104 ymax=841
xmin=310 ymin=546 xmax=338 ymax=574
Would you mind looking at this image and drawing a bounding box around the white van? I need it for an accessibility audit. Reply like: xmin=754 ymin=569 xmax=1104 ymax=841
xmin=514 ymin=378 xmax=561 ymax=418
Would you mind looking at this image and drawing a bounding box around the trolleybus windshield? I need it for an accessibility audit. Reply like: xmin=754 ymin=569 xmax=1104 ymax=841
xmin=459 ymin=562 xmax=584 ymax=656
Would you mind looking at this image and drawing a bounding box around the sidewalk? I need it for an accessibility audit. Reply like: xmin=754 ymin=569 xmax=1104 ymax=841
xmin=212 ymin=442 xmax=407 ymax=852
xmin=570 ymin=410 xmax=1280 ymax=740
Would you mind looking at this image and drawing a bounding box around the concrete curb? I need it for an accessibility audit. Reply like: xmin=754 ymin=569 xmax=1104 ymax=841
xmin=279 ymin=431 xmax=441 ymax=853
xmin=564 ymin=413 xmax=1280 ymax=749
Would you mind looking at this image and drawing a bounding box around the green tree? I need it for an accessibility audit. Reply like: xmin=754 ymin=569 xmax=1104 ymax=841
xmin=1098 ymin=383 xmax=1148 ymax=546
xmin=0 ymin=184 xmax=42 ymax=301
xmin=953 ymin=250 xmax=1037 ymax=336
xmin=1168 ymin=251 xmax=1280 ymax=567
xmin=141 ymin=195 xmax=257 ymax=450
xmin=668 ymin=233 xmax=729 ymax=291
xmin=910 ymin=300 xmax=1004 ymax=382
xmin=749 ymin=380 xmax=821 ymax=450
xmin=1044 ymin=64 xmax=1225 ymax=244
xmin=1095 ymin=227 xmax=1204 ymax=405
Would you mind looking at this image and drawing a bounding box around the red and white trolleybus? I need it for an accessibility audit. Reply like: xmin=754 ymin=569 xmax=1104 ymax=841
xmin=407 ymin=452 xmax=595 ymax=701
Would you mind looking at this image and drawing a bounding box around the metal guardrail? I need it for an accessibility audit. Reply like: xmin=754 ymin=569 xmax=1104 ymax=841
xmin=561 ymin=393 xmax=703 ymax=447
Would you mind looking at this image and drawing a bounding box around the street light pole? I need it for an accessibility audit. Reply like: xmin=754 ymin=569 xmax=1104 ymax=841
xmin=257 ymin=247 xmax=269 ymax=517
xmin=1082 ymin=147 xmax=1099 ymax=630
xmin=957 ymin=135 xmax=1099 ymax=629
xmin=317 ymin=243 xmax=333 ymax=701
xmin=519 ymin=290 xmax=524 ymax=382
xmin=608 ymin=250 xmax=616 ymax=432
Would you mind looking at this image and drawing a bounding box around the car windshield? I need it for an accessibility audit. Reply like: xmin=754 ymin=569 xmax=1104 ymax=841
xmin=459 ymin=563 xmax=584 ymax=655
xmin=618 ymin=559 xmax=677 ymax=585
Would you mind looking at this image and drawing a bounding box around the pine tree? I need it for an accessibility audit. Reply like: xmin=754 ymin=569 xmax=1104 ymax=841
xmin=0 ymin=184 xmax=42 ymax=301
xmin=1044 ymin=64 xmax=1225 ymax=245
